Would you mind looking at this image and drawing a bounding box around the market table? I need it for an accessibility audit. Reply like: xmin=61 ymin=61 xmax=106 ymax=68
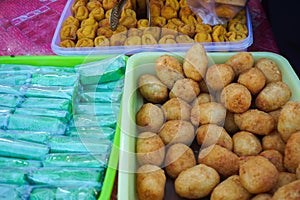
xmin=0 ymin=0 xmax=280 ymax=199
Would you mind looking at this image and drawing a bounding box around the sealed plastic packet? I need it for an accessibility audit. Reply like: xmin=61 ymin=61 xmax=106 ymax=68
xmin=187 ymin=0 xmax=248 ymax=25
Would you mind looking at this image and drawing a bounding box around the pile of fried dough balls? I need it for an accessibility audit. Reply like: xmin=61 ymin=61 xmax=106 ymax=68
xmin=135 ymin=43 xmax=300 ymax=200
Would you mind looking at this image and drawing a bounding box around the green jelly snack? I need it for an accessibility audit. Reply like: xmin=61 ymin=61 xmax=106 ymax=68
xmin=0 ymin=168 xmax=30 ymax=185
xmin=74 ymin=103 xmax=120 ymax=116
xmin=8 ymin=114 xmax=67 ymax=135
xmin=82 ymin=78 xmax=124 ymax=92
xmin=0 ymin=130 xmax=51 ymax=144
xmin=79 ymin=91 xmax=122 ymax=103
xmin=69 ymin=114 xmax=117 ymax=128
xmin=0 ymin=156 xmax=42 ymax=168
xmin=30 ymin=73 xmax=79 ymax=87
xmin=66 ymin=126 xmax=115 ymax=140
xmin=24 ymin=86 xmax=76 ymax=101
xmin=0 ymin=94 xmax=22 ymax=108
xmin=21 ymin=97 xmax=71 ymax=111
xmin=0 ymin=74 xmax=28 ymax=86
xmin=0 ymin=138 xmax=49 ymax=160
xmin=0 ymin=85 xmax=23 ymax=96
xmin=14 ymin=108 xmax=71 ymax=122
xmin=0 ymin=184 xmax=28 ymax=200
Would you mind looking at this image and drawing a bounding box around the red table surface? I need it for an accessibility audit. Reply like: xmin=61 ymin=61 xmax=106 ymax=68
xmin=0 ymin=0 xmax=278 ymax=199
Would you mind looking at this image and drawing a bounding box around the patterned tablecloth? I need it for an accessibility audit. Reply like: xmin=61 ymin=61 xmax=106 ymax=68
xmin=0 ymin=0 xmax=279 ymax=199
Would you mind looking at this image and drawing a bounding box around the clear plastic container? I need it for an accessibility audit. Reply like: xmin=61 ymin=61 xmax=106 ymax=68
xmin=51 ymin=0 xmax=253 ymax=55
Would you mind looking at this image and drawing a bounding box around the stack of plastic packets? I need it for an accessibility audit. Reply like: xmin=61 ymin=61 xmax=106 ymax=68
xmin=0 ymin=55 xmax=126 ymax=199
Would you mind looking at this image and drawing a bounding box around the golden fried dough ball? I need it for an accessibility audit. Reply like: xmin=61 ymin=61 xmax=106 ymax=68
xmin=161 ymin=98 xmax=191 ymax=121
xmin=260 ymin=149 xmax=285 ymax=172
xmin=89 ymin=7 xmax=105 ymax=21
xmin=192 ymin=93 xmax=213 ymax=107
xmin=194 ymin=31 xmax=212 ymax=42
xmin=136 ymin=131 xmax=165 ymax=166
xmin=136 ymin=103 xmax=165 ymax=133
xmin=98 ymin=18 xmax=110 ymax=27
xmin=141 ymin=33 xmax=158 ymax=45
xmin=262 ymin=130 xmax=286 ymax=155
xmin=183 ymin=43 xmax=208 ymax=82
xmin=71 ymin=0 xmax=86 ymax=15
xmin=206 ymin=64 xmax=235 ymax=91
xmin=59 ymin=39 xmax=76 ymax=48
xmin=196 ymin=124 xmax=233 ymax=151
xmin=110 ymin=33 xmax=127 ymax=46
xmin=94 ymin=35 xmax=110 ymax=46
xmin=226 ymin=52 xmax=254 ymax=76
xmin=60 ymin=25 xmax=77 ymax=41
xmin=166 ymin=0 xmax=180 ymax=11
xmin=277 ymin=101 xmax=300 ymax=142
xmin=237 ymin=67 xmax=266 ymax=95
xmin=158 ymin=120 xmax=195 ymax=146
xmin=191 ymin=102 xmax=226 ymax=126
xmin=158 ymin=34 xmax=177 ymax=44
xmin=239 ymin=156 xmax=279 ymax=194
xmin=255 ymin=81 xmax=291 ymax=112
xmin=220 ymin=83 xmax=252 ymax=113
xmin=255 ymin=58 xmax=282 ymax=83
xmin=102 ymin=0 xmax=117 ymax=10
xmin=62 ymin=16 xmax=80 ymax=28
xmin=179 ymin=0 xmax=188 ymax=8
xmin=284 ymin=131 xmax=300 ymax=173
xmin=119 ymin=16 xmax=137 ymax=29
xmin=224 ymin=111 xmax=240 ymax=134
xmin=169 ymin=78 xmax=200 ymax=103
xmin=268 ymin=108 xmax=282 ymax=129
xmin=175 ymin=164 xmax=220 ymax=199
xmin=81 ymin=17 xmax=98 ymax=30
xmin=211 ymin=175 xmax=251 ymax=200
xmin=137 ymin=19 xmax=149 ymax=29
xmin=233 ymin=131 xmax=262 ymax=156
xmin=215 ymin=4 xmax=240 ymax=19
xmin=75 ymin=38 xmax=94 ymax=47
xmin=77 ymin=25 xmax=96 ymax=40
xmin=155 ymin=54 xmax=184 ymax=88
xmin=86 ymin=1 xmax=101 ymax=12
xmin=234 ymin=109 xmax=275 ymax=136
xmin=271 ymin=172 xmax=297 ymax=193
xmin=228 ymin=21 xmax=248 ymax=35
xmin=251 ymin=193 xmax=272 ymax=200
xmin=165 ymin=143 xmax=196 ymax=179
xmin=161 ymin=6 xmax=177 ymax=19
xmin=97 ymin=27 xmax=113 ymax=38
xmin=179 ymin=6 xmax=193 ymax=19
xmin=149 ymin=1 xmax=161 ymax=17
xmin=75 ymin=5 xmax=89 ymax=21
xmin=272 ymin=180 xmax=300 ymax=200
xmin=198 ymin=145 xmax=239 ymax=178
xmin=138 ymin=74 xmax=168 ymax=104
xmin=136 ymin=164 xmax=166 ymax=200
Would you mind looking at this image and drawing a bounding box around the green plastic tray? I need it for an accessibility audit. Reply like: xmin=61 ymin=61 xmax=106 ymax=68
xmin=0 ymin=55 xmax=122 ymax=200
xmin=118 ymin=51 xmax=300 ymax=200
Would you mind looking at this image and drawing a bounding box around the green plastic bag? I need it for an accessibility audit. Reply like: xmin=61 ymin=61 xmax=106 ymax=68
xmin=0 ymin=168 xmax=30 ymax=185
xmin=66 ymin=126 xmax=115 ymax=140
xmin=30 ymin=73 xmax=79 ymax=87
xmin=14 ymin=108 xmax=71 ymax=122
xmin=74 ymin=103 xmax=120 ymax=116
xmin=0 ymin=94 xmax=22 ymax=108
xmin=69 ymin=114 xmax=117 ymax=128
xmin=20 ymin=97 xmax=71 ymax=112
xmin=0 ymin=156 xmax=42 ymax=168
xmin=0 ymin=130 xmax=51 ymax=144
xmin=79 ymin=91 xmax=122 ymax=103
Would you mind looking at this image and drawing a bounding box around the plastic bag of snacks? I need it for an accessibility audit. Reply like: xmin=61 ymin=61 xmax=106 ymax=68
xmin=187 ymin=0 xmax=248 ymax=25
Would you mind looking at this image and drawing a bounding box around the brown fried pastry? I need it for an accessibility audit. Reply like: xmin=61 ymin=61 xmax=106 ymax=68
xmin=141 ymin=33 xmax=158 ymax=45
xmin=60 ymin=25 xmax=77 ymax=41
xmin=228 ymin=21 xmax=248 ymax=35
xmin=94 ymin=35 xmax=110 ymax=46
xmin=97 ymin=27 xmax=113 ymax=38
xmin=124 ymin=0 xmax=136 ymax=10
xmin=89 ymin=7 xmax=105 ymax=21
xmin=113 ymin=25 xmax=128 ymax=34
xmin=179 ymin=6 xmax=193 ymax=19
xmin=71 ymin=0 xmax=86 ymax=15
xmin=161 ymin=6 xmax=178 ymax=20
xmin=81 ymin=17 xmax=98 ymax=30
xmin=226 ymin=31 xmax=247 ymax=41
xmin=169 ymin=18 xmax=184 ymax=26
xmin=212 ymin=25 xmax=228 ymax=42
xmin=143 ymin=27 xmax=161 ymax=41
xmin=76 ymin=38 xmax=94 ymax=47
xmin=179 ymin=0 xmax=188 ymax=8
xmin=59 ymin=39 xmax=76 ymax=48
xmin=196 ymin=15 xmax=203 ymax=24
xmin=194 ymin=31 xmax=212 ymax=42
xmin=99 ymin=18 xmax=110 ymax=27
xmin=124 ymin=36 xmax=142 ymax=46
xmin=176 ymin=34 xmax=194 ymax=43
xmin=77 ymin=25 xmax=96 ymax=40
xmin=151 ymin=16 xmax=167 ymax=27
xmin=181 ymin=15 xmax=197 ymax=27
xmin=215 ymin=4 xmax=240 ymax=19
xmin=195 ymin=24 xmax=213 ymax=34
xmin=102 ymin=0 xmax=118 ymax=11
xmin=110 ymin=33 xmax=127 ymax=46
xmin=158 ymin=34 xmax=177 ymax=44
xmin=75 ymin=6 xmax=89 ymax=21
xmin=121 ymin=8 xmax=137 ymax=18
xmin=62 ymin=16 xmax=80 ymax=28
xmin=150 ymin=2 xmax=162 ymax=17
xmin=119 ymin=16 xmax=137 ymax=29
xmin=86 ymin=1 xmax=101 ymax=12
xmin=232 ymin=9 xmax=247 ymax=24
xmin=105 ymin=9 xmax=112 ymax=19
xmin=165 ymin=0 xmax=180 ymax=11
xmin=128 ymin=28 xmax=143 ymax=37
xmin=137 ymin=19 xmax=149 ymax=29
xmin=178 ymin=24 xmax=195 ymax=38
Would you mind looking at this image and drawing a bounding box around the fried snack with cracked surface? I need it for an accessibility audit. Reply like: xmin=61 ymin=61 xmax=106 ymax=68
xmin=194 ymin=31 xmax=212 ymax=42
xmin=128 ymin=28 xmax=143 ymax=37
xmin=94 ymin=35 xmax=110 ymax=46
xmin=102 ymin=0 xmax=117 ymax=11
xmin=284 ymin=131 xmax=300 ymax=173
xmin=272 ymin=180 xmax=300 ymax=200
xmin=110 ymin=33 xmax=127 ymax=46
xmin=77 ymin=26 xmax=96 ymax=40
xmin=212 ymin=25 xmax=227 ymax=42
xmin=237 ymin=67 xmax=266 ymax=95
xmin=141 ymin=33 xmax=158 ymax=45
xmin=136 ymin=164 xmax=166 ymax=200
xmin=226 ymin=52 xmax=254 ymax=76
xmin=234 ymin=109 xmax=275 ymax=135
xmin=59 ymin=39 xmax=76 ymax=48
xmin=158 ymin=120 xmax=195 ymax=146
xmin=196 ymin=124 xmax=233 ymax=151
xmin=161 ymin=6 xmax=177 ymax=20
xmin=136 ymin=131 xmax=165 ymax=166
xmin=226 ymin=31 xmax=247 ymax=41
xmin=137 ymin=19 xmax=149 ymax=29
xmin=119 ymin=16 xmax=137 ymax=29
xmin=97 ymin=27 xmax=113 ymax=38
xmin=86 ymin=1 xmax=101 ymax=12
xmin=195 ymin=23 xmax=212 ymax=33
xmin=162 ymin=98 xmax=191 ymax=121
xmin=169 ymin=78 xmax=200 ymax=103
xmin=98 ymin=18 xmax=110 ymax=27
xmin=124 ymin=35 xmax=142 ymax=46
xmin=233 ymin=131 xmax=262 ymax=156
xmin=71 ymin=0 xmax=86 ymax=15
xmin=75 ymin=5 xmax=89 ymax=21
xmin=255 ymin=57 xmax=282 ymax=83
xmin=211 ymin=175 xmax=251 ymax=200
xmin=62 ymin=16 xmax=80 ymax=28
xmin=158 ymin=34 xmax=177 ymax=44
xmin=81 ymin=17 xmax=98 ymax=30
xmin=75 ymin=38 xmax=94 ymax=47
xmin=169 ymin=18 xmax=185 ymax=26
xmin=165 ymin=143 xmax=196 ymax=179
xmin=89 ymin=7 xmax=105 ymax=21
xmin=262 ymin=130 xmax=286 ymax=155
xmin=151 ymin=16 xmax=167 ymax=27
xmin=60 ymin=25 xmax=77 ymax=41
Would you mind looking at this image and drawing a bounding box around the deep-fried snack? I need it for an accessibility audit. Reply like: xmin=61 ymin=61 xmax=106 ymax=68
xmin=169 ymin=78 xmax=200 ymax=103
xmin=179 ymin=0 xmax=188 ymax=8
xmin=105 ymin=9 xmax=112 ymax=19
xmin=165 ymin=143 xmax=196 ymax=178
xmin=161 ymin=24 xmax=178 ymax=37
xmin=110 ymin=33 xmax=127 ymax=46
xmin=137 ymin=19 xmax=149 ymax=29
xmin=192 ymin=93 xmax=213 ymax=107
xmin=260 ymin=149 xmax=285 ymax=172
xmin=74 ymin=5 xmax=89 ymax=21
xmin=226 ymin=31 xmax=247 ymax=41
xmin=271 ymin=172 xmax=297 ymax=193
xmin=128 ymin=28 xmax=143 ymax=37
xmin=59 ymin=39 xmax=76 ymax=48
xmin=251 ymin=194 xmax=273 ymax=200
xmin=161 ymin=6 xmax=177 ymax=19
xmin=150 ymin=1 xmax=162 ymax=17
xmin=195 ymin=23 xmax=213 ymax=34
xmin=81 ymin=17 xmax=98 ymax=30
xmin=194 ymin=31 xmax=212 ymax=42
xmin=141 ymin=33 xmax=158 ymax=45
xmin=272 ymin=180 xmax=300 ymax=200
xmin=75 ymin=38 xmax=94 ymax=47
xmin=94 ymin=35 xmax=110 ymax=46
xmin=136 ymin=131 xmax=165 ymax=166
xmin=165 ymin=0 xmax=180 ymax=11
xmin=60 ymin=25 xmax=77 ymax=41
xmin=143 ymin=27 xmax=161 ymax=41
xmin=233 ymin=131 xmax=262 ymax=156
xmin=237 ymin=67 xmax=266 ymax=95
xmin=228 ymin=21 xmax=248 ymax=35
xmin=119 ymin=16 xmax=137 ymax=29
xmin=215 ymin=4 xmax=240 ymax=19
xmin=158 ymin=34 xmax=177 ymax=44
xmin=71 ymin=0 xmax=86 ymax=15
xmin=86 ymin=1 xmax=101 ymax=12
xmin=226 ymin=52 xmax=254 ymax=76
xmin=181 ymin=15 xmax=197 ymax=27
xmin=178 ymin=24 xmax=195 ymax=38
xmin=98 ymin=18 xmax=110 ymax=27
xmin=262 ymin=130 xmax=286 ymax=155
xmin=62 ymin=16 xmax=80 ymax=28
xmin=255 ymin=57 xmax=282 ymax=83
xmin=89 ymin=7 xmax=105 ymax=21
xmin=284 ymin=131 xmax=300 ymax=173
xmin=179 ymin=6 xmax=193 ymax=19
xmin=212 ymin=25 xmax=227 ymax=42
xmin=162 ymin=98 xmax=191 ymax=121
xmin=102 ymin=0 xmax=118 ymax=10
xmin=77 ymin=25 xmax=96 ymax=40
xmin=151 ymin=16 xmax=167 ymax=27
xmin=97 ymin=27 xmax=113 ymax=38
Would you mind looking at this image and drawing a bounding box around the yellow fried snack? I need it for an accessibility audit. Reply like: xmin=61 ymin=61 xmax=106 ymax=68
xmin=165 ymin=0 xmax=180 ymax=11
xmin=169 ymin=18 xmax=185 ymax=27
xmin=94 ymin=35 xmax=110 ymax=46
xmin=102 ymin=0 xmax=118 ymax=11
xmin=110 ymin=33 xmax=127 ymax=46
xmin=142 ymin=33 xmax=158 ymax=45
xmin=76 ymin=38 xmax=94 ymax=47
xmin=77 ymin=26 xmax=96 ymax=40
xmin=232 ymin=9 xmax=247 ymax=24
xmin=212 ymin=25 xmax=228 ymax=42
xmin=181 ymin=15 xmax=197 ymax=27
xmin=121 ymin=8 xmax=137 ymax=18
xmin=59 ymin=39 xmax=76 ymax=48
xmin=179 ymin=6 xmax=193 ymax=19
xmin=88 ymin=7 xmax=105 ymax=21
xmin=75 ymin=5 xmax=89 ymax=21
xmin=150 ymin=1 xmax=162 ymax=17
xmin=119 ymin=16 xmax=137 ymax=29
xmin=97 ymin=27 xmax=113 ymax=38
xmin=113 ymin=25 xmax=128 ymax=34
xmin=195 ymin=24 xmax=213 ymax=34
xmin=137 ymin=19 xmax=149 ymax=29
xmin=158 ymin=34 xmax=177 ymax=44
xmin=143 ymin=27 xmax=161 ymax=41
xmin=194 ymin=31 xmax=212 ymax=42
xmin=161 ymin=26 xmax=178 ymax=37
xmin=86 ymin=1 xmax=101 ymax=12
xmin=176 ymin=34 xmax=194 ymax=43
xmin=81 ymin=17 xmax=98 ymax=30
xmin=151 ymin=16 xmax=167 ymax=27
xmin=71 ymin=0 xmax=86 ymax=15
xmin=161 ymin=6 xmax=177 ymax=20
xmin=124 ymin=35 xmax=142 ymax=46
xmin=215 ymin=4 xmax=240 ymax=19
xmin=179 ymin=0 xmax=188 ymax=8
xmin=60 ymin=25 xmax=77 ymax=41
xmin=62 ymin=16 xmax=80 ymax=28
xmin=105 ymin=9 xmax=112 ymax=19
xmin=228 ymin=21 xmax=248 ymax=35
xmin=98 ymin=18 xmax=110 ymax=27
xmin=128 ymin=28 xmax=143 ymax=37
xmin=178 ymin=24 xmax=195 ymax=38
xmin=226 ymin=31 xmax=247 ymax=41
